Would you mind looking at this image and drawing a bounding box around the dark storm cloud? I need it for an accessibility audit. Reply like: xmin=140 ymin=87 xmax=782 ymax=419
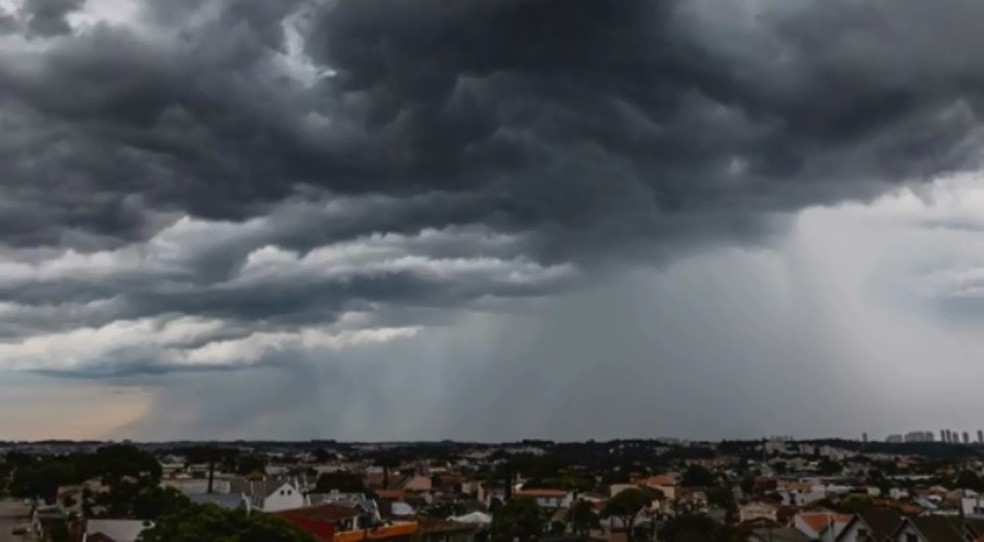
xmin=23 ymin=0 xmax=84 ymax=36
xmin=2 ymin=0 xmax=984 ymax=382
xmin=1 ymin=0 xmax=983 ymax=252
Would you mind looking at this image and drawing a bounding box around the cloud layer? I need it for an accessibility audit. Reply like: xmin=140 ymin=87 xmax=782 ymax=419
xmin=2 ymin=0 xmax=984 ymax=438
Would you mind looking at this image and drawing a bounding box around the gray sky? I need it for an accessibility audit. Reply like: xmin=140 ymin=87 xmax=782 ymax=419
xmin=1 ymin=0 xmax=984 ymax=441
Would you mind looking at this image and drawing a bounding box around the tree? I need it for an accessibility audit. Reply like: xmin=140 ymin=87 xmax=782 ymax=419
xmin=956 ymin=470 xmax=984 ymax=492
xmin=680 ymin=465 xmax=716 ymax=488
xmin=567 ymin=499 xmax=600 ymax=536
xmin=602 ymin=488 xmax=652 ymax=541
xmin=659 ymin=514 xmax=736 ymax=542
xmin=137 ymin=504 xmax=316 ymax=542
xmin=490 ymin=497 xmax=545 ymax=542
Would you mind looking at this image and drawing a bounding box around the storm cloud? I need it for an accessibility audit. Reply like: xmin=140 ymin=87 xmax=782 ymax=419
xmin=1 ymin=0 xmax=984 ymax=439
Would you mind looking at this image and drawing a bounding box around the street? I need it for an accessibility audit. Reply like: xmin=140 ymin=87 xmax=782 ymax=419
xmin=0 ymin=500 xmax=31 ymax=542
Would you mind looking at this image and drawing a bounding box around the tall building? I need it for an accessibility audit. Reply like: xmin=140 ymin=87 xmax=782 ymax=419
xmin=905 ymin=431 xmax=934 ymax=443
xmin=886 ymin=434 xmax=903 ymax=443
xmin=952 ymin=430 xmax=960 ymax=444
xmin=978 ymin=430 xmax=983 ymax=444
xmin=862 ymin=432 xmax=868 ymax=444
xmin=942 ymin=429 xmax=947 ymax=442
xmin=964 ymin=432 xmax=971 ymax=444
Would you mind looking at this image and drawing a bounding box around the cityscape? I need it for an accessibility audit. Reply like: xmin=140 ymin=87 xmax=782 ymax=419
xmin=3 ymin=437 xmax=984 ymax=541
xmin=2 ymin=0 xmax=984 ymax=541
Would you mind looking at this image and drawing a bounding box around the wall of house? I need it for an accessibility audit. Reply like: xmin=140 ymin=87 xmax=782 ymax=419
xmin=837 ymin=520 xmax=870 ymax=542
xmin=263 ymin=484 xmax=305 ymax=512
xmin=892 ymin=524 xmax=921 ymax=542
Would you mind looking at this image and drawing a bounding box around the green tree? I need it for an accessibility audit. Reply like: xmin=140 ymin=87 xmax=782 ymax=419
xmin=137 ymin=504 xmax=316 ymax=542
xmin=132 ymin=486 xmax=192 ymax=520
xmin=490 ymin=497 xmax=545 ymax=542
xmin=567 ymin=499 xmax=600 ymax=536
xmin=680 ymin=465 xmax=716 ymax=488
xmin=602 ymin=488 xmax=652 ymax=541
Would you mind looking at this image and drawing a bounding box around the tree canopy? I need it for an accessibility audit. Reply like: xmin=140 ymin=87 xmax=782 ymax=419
xmin=602 ymin=488 xmax=652 ymax=541
xmin=490 ymin=497 xmax=546 ymax=542
xmin=137 ymin=504 xmax=316 ymax=542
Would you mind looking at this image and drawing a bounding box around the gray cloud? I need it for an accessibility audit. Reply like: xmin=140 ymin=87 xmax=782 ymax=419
xmin=3 ymin=0 xmax=984 ymax=438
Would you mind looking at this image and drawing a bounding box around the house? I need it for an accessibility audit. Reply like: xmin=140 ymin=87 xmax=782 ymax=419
xmin=640 ymin=474 xmax=678 ymax=502
xmin=793 ymin=512 xmax=852 ymax=539
xmin=273 ymin=503 xmax=363 ymax=542
xmin=515 ymin=489 xmax=572 ymax=509
xmin=82 ymin=519 xmax=151 ymax=542
xmin=962 ymin=518 xmax=984 ymax=542
xmin=963 ymin=496 xmax=984 ymax=518
xmin=747 ymin=527 xmax=810 ymax=542
xmin=237 ymin=479 xmax=305 ymax=512
xmin=836 ymin=508 xmax=903 ymax=542
xmin=739 ymin=502 xmax=778 ymax=523
xmin=889 ymin=516 xmax=963 ymax=542
xmin=402 ymin=475 xmax=434 ymax=492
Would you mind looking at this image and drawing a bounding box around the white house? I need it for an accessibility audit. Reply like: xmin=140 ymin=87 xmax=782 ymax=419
xmin=515 ymin=489 xmax=572 ymax=509
xmin=248 ymin=480 xmax=305 ymax=512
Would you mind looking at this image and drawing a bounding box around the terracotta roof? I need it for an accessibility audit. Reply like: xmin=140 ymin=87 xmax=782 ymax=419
xmin=643 ymin=475 xmax=677 ymax=487
xmin=798 ymin=513 xmax=829 ymax=534
xmin=273 ymin=503 xmax=362 ymax=522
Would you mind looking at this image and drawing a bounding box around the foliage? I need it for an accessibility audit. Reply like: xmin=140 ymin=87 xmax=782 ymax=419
xmin=659 ymin=514 xmax=737 ymax=542
xmin=956 ymin=470 xmax=984 ymax=492
xmin=680 ymin=465 xmax=716 ymax=488
xmin=602 ymin=488 xmax=652 ymax=541
xmin=567 ymin=499 xmax=600 ymax=536
xmin=490 ymin=497 xmax=546 ymax=542
xmin=137 ymin=504 xmax=316 ymax=542
xmin=7 ymin=445 xmax=160 ymax=504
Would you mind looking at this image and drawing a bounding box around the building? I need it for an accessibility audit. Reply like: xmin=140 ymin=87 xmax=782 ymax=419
xmin=514 ymin=489 xmax=572 ymax=509
xmin=886 ymin=434 xmax=903 ymax=444
xmin=836 ymin=509 xmax=902 ymax=542
xmin=739 ymin=502 xmax=778 ymax=523
xmin=904 ymin=431 xmax=934 ymax=443
xmin=978 ymin=430 xmax=983 ymax=444
xmin=889 ymin=515 xmax=963 ymax=542
xmin=964 ymin=432 xmax=971 ymax=444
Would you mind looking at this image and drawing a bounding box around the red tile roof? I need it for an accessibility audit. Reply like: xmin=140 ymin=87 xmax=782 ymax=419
xmin=273 ymin=503 xmax=362 ymax=522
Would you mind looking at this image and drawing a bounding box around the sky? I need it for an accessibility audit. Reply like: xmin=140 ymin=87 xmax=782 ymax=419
xmin=1 ymin=0 xmax=984 ymax=442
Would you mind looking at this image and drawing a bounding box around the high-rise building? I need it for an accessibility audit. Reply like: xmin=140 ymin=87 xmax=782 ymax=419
xmin=977 ymin=430 xmax=983 ymax=444
xmin=964 ymin=432 xmax=971 ymax=444
xmin=862 ymin=432 xmax=868 ymax=444
xmin=942 ymin=429 xmax=947 ymax=442
xmin=886 ymin=434 xmax=903 ymax=443
xmin=944 ymin=429 xmax=952 ymax=443
xmin=952 ymin=430 xmax=960 ymax=444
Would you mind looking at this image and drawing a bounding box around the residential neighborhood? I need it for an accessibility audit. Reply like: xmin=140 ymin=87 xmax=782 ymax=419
xmin=2 ymin=436 xmax=984 ymax=541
